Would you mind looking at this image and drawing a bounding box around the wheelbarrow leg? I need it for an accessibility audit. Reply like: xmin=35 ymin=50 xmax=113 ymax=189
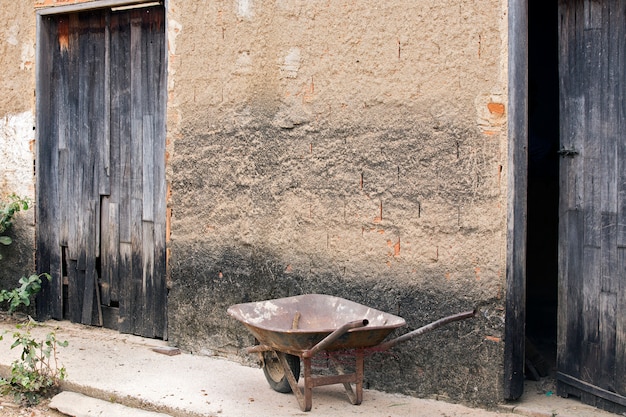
xmin=303 ymin=357 xmax=313 ymax=411
xmin=355 ymin=349 xmax=364 ymax=405
xmin=276 ymin=351 xmax=312 ymax=412
xmin=330 ymin=350 xmax=364 ymax=405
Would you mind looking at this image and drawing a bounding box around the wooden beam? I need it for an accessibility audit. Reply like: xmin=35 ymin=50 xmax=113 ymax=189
xmin=503 ymin=0 xmax=528 ymax=401
xmin=36 ymin=0 xmax=162 ymax=16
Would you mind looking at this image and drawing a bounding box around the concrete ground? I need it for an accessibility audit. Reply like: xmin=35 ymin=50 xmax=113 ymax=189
xmin=0 ymin=319 xmax=618 ymax=417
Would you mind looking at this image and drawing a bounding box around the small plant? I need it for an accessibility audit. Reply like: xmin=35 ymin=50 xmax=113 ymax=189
xmin=0 ymin=194 xmax=68 ymax=407
xmin=0 ymin=276 xmax=68 ymax=405
xmin=0 ymin=274 xmax=50 ymax=314
xmin=0 ymin=194 xmax=30 ymax=260
xmin=0 ymin=320 xmax=68 ymax=405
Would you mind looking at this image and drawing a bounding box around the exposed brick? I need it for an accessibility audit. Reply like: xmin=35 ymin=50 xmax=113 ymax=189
xmin=487 ymin=102 xmax=505 ymax=115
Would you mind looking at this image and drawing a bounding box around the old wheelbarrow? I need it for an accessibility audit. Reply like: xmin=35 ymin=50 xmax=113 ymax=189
xmin=227 ymin=294 xmax=475 ymax=412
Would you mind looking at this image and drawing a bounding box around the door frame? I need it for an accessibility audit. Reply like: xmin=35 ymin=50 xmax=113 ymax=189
xmin=504 ymin=0 xmax=528 ymax=400
xmin=35 ymin=0 xmax=169 ymax=337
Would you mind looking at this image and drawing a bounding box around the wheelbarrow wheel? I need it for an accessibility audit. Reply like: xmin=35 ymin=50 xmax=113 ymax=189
xmin=262 ymin=351 xmax=300 ymax=393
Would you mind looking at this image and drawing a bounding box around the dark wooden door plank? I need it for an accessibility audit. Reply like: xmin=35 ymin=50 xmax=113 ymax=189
xmin=117 ymin=242 xmax=132 ymax=334
xmin=36 ymin=14 xmax=63 ymax=319
xmin=617 ymin=248 xmax=626 ymax=396
xmin=558 ymin=0 xmax=626 ymax=410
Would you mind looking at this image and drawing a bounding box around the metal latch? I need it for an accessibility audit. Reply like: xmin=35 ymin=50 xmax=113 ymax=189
xmin=557 ymin=148 xmax=579 ymax=158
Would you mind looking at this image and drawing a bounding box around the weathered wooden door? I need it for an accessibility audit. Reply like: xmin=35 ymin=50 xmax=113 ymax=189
xmin=558 ymin=0 xmax=626 ymax=411
xmin=36 ymin=6 xmax=167 ymax=339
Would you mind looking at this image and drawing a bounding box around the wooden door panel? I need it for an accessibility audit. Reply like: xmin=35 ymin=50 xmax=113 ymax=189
xmin=558 ymin=0 xmax=626 ymax=411
xmin=36 ymin=7 xmax=167 ymax=339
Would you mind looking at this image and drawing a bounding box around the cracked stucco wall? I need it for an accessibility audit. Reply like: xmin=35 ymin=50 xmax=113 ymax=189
xmin=0 ymin=0 xmax=511 ymax=406
xmin=166 ymin=0 xmax=510 ymax=406
xmin=0 ymin=0 xmax=36 ymax=286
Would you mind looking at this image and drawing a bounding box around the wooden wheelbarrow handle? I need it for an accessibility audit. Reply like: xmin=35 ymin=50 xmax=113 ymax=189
xmin=375 ymin=309 xmax=476 ymax=352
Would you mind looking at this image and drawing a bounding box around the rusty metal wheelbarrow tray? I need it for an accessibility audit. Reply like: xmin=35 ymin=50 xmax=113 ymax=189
xmin=227 ymin=293 xmax=406 ymax=354
xmin=227 ymin=294 xmax=475 ymax=412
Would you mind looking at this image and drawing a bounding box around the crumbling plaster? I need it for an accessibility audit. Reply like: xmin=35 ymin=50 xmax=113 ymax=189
xmin=166 ymin=0 xmax=510 ymax=406
xmin=0 ymin=0 xmax=37 ymax=285
xmin=0 ymin=0 xmax=513 ymax=406
xmin=166 ymin=1 xmax=509 ymax=291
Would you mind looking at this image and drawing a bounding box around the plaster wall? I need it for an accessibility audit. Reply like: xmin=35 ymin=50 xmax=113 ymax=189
xmin=0 ymin=0 xmax=511 ymax=406
xmin=0 ymin=1 xmax=36 ymax=286
xmin=166 ymin=0 xmax=509 ymax=406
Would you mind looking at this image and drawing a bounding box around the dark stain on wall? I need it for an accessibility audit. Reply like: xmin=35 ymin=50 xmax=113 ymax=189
xmin=167 ymin=117 xmax=504 ymax=405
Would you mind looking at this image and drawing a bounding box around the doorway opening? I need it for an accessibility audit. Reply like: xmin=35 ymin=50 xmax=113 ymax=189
xmin=525 ymin=0 xmax=560 ymax=380
xmin=35 ymin=4 xmax=168 ymax=339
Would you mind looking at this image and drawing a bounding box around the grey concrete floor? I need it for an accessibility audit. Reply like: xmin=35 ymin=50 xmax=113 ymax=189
xmin=0 ymin=319 xmax=618 ymax=417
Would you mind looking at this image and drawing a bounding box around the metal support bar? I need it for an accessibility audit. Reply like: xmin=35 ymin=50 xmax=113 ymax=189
xmin=276 ymin=351 xmax=310 ymax=411
xmin=302 ymin=319 xmax=368 ymax=358
xmin=246 ymin=344 xmax=273 ymax=354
